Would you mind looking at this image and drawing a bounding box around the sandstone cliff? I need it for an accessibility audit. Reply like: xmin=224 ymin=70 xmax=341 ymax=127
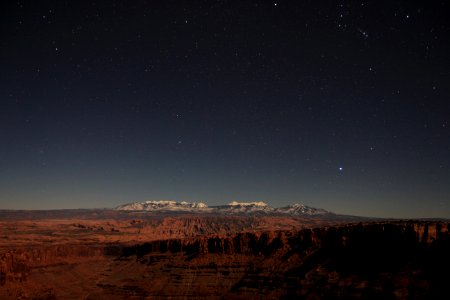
xmin=0 ymin=220 xmax=449 ymax=299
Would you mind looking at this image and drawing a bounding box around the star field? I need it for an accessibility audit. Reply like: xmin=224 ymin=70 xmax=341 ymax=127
xmin=1 ymin=1 xmax=449 ymax=217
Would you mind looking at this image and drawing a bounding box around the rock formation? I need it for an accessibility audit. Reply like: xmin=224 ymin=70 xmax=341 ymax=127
xmin=1 ymin=218 xmax=449 ymax=299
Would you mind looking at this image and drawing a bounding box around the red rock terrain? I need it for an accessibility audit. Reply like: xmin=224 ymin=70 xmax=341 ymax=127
xmin=0 ymin=210 xmax=448 ymax=299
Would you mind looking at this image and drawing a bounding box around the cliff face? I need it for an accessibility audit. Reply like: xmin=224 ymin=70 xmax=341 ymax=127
xmin=120 ymin=221 xmax=449 ymax=256
xmin=0 ymin=221 xmax=449 ymax=299
xmin=107 ymin=221 xmax=450 ymax=299
xmin=121 ymin=231 xmax=288 ymax=257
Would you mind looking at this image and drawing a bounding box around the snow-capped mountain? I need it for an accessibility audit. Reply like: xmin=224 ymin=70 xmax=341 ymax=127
xmin=213 ymin=201 xmax=275 ymax=214
xmin=116 ymin=200 xmax=331 ymax=216
xmin=276 ymin=203 xmax=329 ymax=215
xmin=115 ymin=200 xmax=210 ymax=212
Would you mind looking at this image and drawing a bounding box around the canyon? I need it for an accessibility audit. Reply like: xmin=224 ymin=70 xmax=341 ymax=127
xmin=0 ymin=209 xmax=448 ymax=299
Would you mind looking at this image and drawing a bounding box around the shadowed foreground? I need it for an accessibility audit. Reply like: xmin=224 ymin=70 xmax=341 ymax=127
xmin=0 ymin=212 xmax=448 ymax=299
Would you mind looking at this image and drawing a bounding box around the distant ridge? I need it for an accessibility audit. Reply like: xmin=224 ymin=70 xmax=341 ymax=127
xmin=115 ymin=200 xmax=331 ymax=216
xmin=115 ymin=200 xmax=211 ymax=212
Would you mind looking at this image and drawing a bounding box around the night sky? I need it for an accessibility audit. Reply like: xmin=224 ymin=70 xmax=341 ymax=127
xmin=1 ymin=1 xmax=449 ymax=218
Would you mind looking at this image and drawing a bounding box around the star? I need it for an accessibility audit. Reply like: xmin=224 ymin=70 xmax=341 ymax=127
xmin=339 ymin=167 xmax=343 ymax=171
xmin=357 ymin=28 xmax=369 ymax=38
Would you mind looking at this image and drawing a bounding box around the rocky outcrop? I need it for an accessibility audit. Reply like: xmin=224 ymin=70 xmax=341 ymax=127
xmin=121 ymin=231 xmax=288 ymax=258
xmin=120 ymin=221 xmax=449 ymax=257
xmin=1 ymin=220 xmax=449 ymax=299
xmin=110 ymin=221 xmax=450 ymax=299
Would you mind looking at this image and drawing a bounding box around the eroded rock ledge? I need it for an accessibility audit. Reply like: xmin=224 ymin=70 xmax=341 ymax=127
xmin=1 ymin=221 xmax=449 ymax=299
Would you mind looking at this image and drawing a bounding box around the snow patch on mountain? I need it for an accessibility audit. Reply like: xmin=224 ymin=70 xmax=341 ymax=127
xmin=228 ymin=201 xmax=268 ymax=207
xmin=116 ymin=200 xmax=210 ymax=212
xmin=116 ymin=200 xmax=331 ymax=216
xmin=276 ymin=203 xmax=329 ymax=215
xmin=216 ymin=201 xmax=274 ymax=214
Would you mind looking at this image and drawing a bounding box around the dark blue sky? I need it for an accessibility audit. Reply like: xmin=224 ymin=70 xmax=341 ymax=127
xmin=1 ymin=0 xmax=449 ymax=218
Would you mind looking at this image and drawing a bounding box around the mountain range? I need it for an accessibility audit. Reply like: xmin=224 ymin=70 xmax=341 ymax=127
xmin=115 ymin=200 xmax=331 ymax=216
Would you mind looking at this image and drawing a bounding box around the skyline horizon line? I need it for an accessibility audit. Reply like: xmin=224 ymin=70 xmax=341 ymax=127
xmin=1 ymin=198 xmax=449 ymax=220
